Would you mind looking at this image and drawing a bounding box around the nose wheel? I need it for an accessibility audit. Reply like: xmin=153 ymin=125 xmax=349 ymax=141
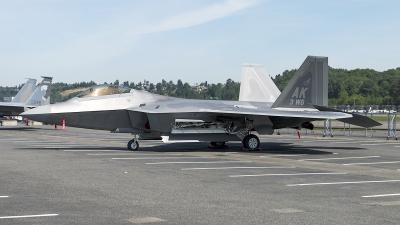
xmin=127 ymin=139 xmax=139 ymax=151
xmin=242 ymin=134 xmax=260 ymax=150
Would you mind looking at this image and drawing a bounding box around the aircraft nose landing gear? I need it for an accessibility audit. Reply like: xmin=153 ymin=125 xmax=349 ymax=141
xmin=127 ymin=136 xmax=139 ymax=151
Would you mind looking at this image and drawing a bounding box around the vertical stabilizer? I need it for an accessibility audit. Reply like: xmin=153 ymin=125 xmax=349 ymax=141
xmin=271 ymin=56 xmax=328 ymax=109
xmin=11 ymin=79 xmax=37 ymax=103
xmin=239 ymin=63 xmax=281 ymax=102
xmin=26 ymin=77 xmax=53 ymax=106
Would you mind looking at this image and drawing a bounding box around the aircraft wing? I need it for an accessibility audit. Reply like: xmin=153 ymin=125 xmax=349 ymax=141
xmin=0 ymin=102 xmax=26 ymax=116
xmin=127 ymin=101 xmax=354 ymax=135
xmin=129 ymin=101 xmax=353 ymax=120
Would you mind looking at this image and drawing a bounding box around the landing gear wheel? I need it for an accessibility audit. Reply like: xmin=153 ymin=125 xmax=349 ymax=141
xmin=242 ymin=134 xmax=260 ymax=150
xmin=211 ymin=142 xmax=225 ymax=147
xmin=127 ymin=139 xmax=139 ymax=151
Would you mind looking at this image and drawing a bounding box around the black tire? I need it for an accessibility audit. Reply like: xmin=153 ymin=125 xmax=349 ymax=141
xmin=242 ymin=134 xmax=260 ymax=150
xmin=127 ymin=139 xmax=139 ymax=151
xmin=211 ymin=142 xmax=225 ymax=147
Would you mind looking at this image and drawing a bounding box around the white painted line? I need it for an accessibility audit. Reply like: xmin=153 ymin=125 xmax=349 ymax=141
xmin=43 ymin=146 xmax=83 ymax=149
xmin=0 ymin=196 xmax=9 ymax=198
xmin=182 ymin=166 xmax=295 ymax=170
xmin=334 ymin=141 xmax=385 ymax=144
xmin=344 ymin=161 xmax=400 ymax=166
xmin=112 ymin=157 xmax=202 ymax=160
xmin=0 ymin=139 xmax=29 ymax=141
xmin=0 ymin=214 xmax=59 ymax=219
xmin=63 ymin=150 xmax=125 ymax=152
xmin=287 ymin=180 xmax=400 ymax=187
xmin=146 ymin=161 xmax=252 ymax=165
xmin=34 ymin=144 xmax=81 ymax=146
xmin=13 ymin=140 xmax=64 ymax=143
xmin=88 ymin=153 xmax=183 ymax=156
xmin=230 ymin=172 xmax=347 ymax=178
xmin=46 ymin=136 xmax=69 ymax=138
xmin=361 ymin=143 xmax=399 ymax=146
xmin=303 ymin=140 xmax=340 ymax=142
xmin=362 ymin=193 xmax=400 ymax=198
xmin=299 ymin=156 xmax=380 ymax=161
xmin=260 ymin=155 xmax=306 ymax=157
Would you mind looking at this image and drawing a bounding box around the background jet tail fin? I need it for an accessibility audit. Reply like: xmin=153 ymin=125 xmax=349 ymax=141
xmin=239 ymin=63 xmax=281 ymax=102
xmin=11 ymin=78 xmax=37 ymax=103
xmin=26 ymin=76 xmax=53 ymax=106
xmin=271 ymin=56 xmax=328 ymax=109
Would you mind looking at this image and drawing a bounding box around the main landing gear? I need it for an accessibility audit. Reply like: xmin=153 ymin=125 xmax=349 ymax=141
xmin=126 ymin=134 xmax=261 ymax=151
xmin=241 ymin=134 xmax=260 ymax=151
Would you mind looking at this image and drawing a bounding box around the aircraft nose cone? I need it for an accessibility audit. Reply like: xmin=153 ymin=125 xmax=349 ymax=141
xmin=21 ymin=105 xmax=52 ymax=123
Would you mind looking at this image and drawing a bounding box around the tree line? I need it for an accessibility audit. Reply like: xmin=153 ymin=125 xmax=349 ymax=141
xmin=1 ymin=66 xmax=400 ymax=105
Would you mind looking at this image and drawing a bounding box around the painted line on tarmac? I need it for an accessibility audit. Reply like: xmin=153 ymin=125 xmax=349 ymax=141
xmin=146 ymin=161 xmax=252 ymax=165
xmin=88 ymin=153 xmax=183 ymax=156
xmin=182 ymin=166 xmax=295 ymax=171
xmin=287 ymin=180 xmax=400 ymax=187
xmin=302 ymin=140 xmax=342 ymax=142
xmin=0 ymin=196 xmax=9 ymax=198
xmin=260 ymin=155 xmax=306 ymax=157
xmin=112 ymin=156 xmax=203 ymax=160
xmin=63 ymin=150 xmax=125 ymax=152
xmin=334 ymin=141 xmax=386 ymax=144
xmin=0 ymin=214 xmax=59 ymax=219
xmin=43 ymin=146 xmax=89 ymax=149
xmin=344 ymin=161 xmax=400 ymax=166
xmin=298 ymin=156 xmax=380 ymax=161
xmin=361 ymin=143 xmax=400 ymax=146
xmin=46 ymin=136 xmax=69 ymax=138
xmin=230 ymin=172 xmax=346 ymax=178
xmin=34 ymin=144 xmax=81 ymax=146
xmin=13 ymin=140 xmax=62 ymax=143
xmin=0 ymin=139 xmax=29 ymax=141
xmin=362 ymin=193 xmax=400 ymax=198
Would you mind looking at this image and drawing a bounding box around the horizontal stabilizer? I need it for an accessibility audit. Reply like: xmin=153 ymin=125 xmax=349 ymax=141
xmin=313 ymin=105 xmax=382 ymax=128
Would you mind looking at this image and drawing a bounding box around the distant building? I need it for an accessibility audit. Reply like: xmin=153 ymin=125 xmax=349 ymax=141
xmin=3 ymin=97 xmax=13 ymax=102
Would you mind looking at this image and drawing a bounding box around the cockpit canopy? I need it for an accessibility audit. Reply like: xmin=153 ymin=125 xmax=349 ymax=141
xmin=75 ymin=84 xmax=132 ymax=98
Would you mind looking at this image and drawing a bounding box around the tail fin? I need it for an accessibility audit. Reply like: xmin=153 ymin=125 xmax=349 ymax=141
xmin=271 ymin=56 xmax=328 ymax=109
xmin=239 ymin=63 xmax=281 ymax=102
xmin=26 ymin=76 xmax=53 ymax=107
xmin=11 ymin=79 xmax=37 ymax=103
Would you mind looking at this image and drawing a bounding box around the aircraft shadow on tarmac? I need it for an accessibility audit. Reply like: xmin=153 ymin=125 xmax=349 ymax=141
xmin=19 ymin=141 xmax=365 ymax=155
xmin=0 ymin=126 xmax=41 ymax=131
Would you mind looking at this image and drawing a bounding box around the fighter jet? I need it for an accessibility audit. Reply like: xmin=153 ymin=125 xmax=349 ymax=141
xmin=0 ymin=77 xmax=53 ymax=117
xmin=22 ymin=56 xmax=380 ymax=150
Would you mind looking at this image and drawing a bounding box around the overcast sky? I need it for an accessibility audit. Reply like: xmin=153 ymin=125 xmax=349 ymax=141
xmin=1 ymin=0 xmax=399 ymax=87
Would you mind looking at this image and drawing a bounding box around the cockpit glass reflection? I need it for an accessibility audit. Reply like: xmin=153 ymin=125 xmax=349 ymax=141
xmin=75 ymin=85 xmax=131 ymax=98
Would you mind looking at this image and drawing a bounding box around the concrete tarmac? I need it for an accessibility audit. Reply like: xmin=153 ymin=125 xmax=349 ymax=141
xmin=1 ymin=125 xmax=400 ymax=224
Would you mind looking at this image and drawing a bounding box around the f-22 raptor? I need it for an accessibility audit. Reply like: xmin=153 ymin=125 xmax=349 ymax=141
xmin=22 ymin=56 xmax=380 ymax=150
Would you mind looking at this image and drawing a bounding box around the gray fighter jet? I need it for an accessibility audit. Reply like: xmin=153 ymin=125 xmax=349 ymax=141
xmin=21 ymin=56 xmax=380 ymax=150
xmin=0 ymin=77 xmax=53 ymax=116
